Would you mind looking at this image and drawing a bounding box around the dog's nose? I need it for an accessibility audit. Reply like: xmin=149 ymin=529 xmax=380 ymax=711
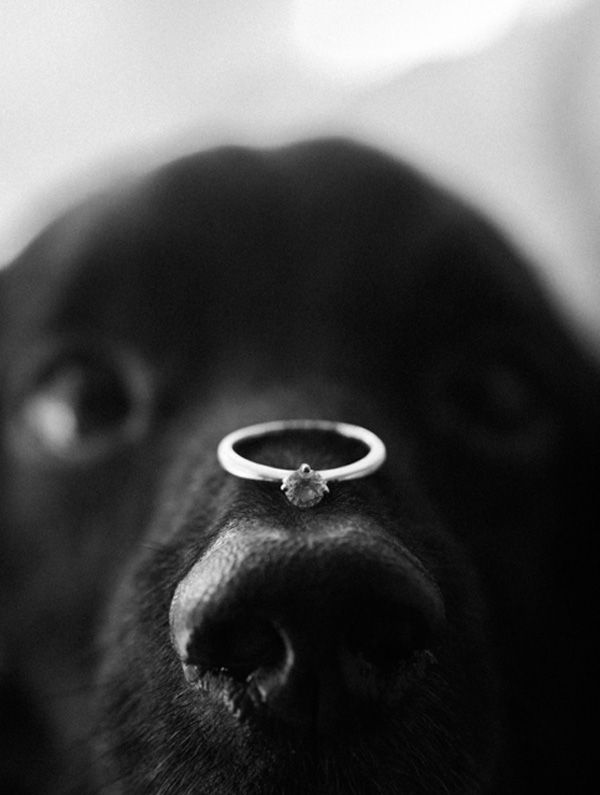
xmin=170 ymin=524 xmax=444 ymax=734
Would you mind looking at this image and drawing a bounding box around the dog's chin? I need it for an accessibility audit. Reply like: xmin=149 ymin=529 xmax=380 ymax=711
xmin=152 ymin=700 xmax=484 ymax=795
xmin=97 ymin=657 xmax=492 ymax=795
xmin=194 ymin=682 xmax=488 ymax=795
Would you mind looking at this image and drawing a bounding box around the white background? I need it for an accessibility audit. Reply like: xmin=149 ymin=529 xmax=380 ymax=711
xmin=2 ymin=0 xmax=599 ymax=350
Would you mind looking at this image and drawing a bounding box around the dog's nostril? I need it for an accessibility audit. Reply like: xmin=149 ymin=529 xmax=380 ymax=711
xmin=186 ymin=615 xmax=287 ymax=682
xmin=345 ymin=607 xmax=428 ymax=672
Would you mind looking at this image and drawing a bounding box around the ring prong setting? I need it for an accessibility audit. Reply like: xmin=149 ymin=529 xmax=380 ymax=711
xmin=281 ymin=463 xmax=330 ymax=508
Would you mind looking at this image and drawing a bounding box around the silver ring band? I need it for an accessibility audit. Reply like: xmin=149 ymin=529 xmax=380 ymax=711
xmin=217 ymin=420 xmax=386 ymax=508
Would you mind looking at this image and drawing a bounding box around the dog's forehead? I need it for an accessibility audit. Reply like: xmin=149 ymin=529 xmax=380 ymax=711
xmin=4 ymin=140 xmax=546 ymax=371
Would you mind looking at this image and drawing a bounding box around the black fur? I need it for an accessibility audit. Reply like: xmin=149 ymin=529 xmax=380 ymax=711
xmin=0 ymin=139 xmax=597 ymax=793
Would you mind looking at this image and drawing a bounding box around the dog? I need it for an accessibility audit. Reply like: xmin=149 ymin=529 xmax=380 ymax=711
xmin=0 ymin=139 xmax=597 ymax=794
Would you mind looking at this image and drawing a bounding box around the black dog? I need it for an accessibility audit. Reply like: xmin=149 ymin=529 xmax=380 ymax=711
xmin=1 ymin=139 xmax=597 ymax=794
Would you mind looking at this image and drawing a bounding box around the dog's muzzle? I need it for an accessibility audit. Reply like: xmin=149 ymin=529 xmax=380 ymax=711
xmin=217 ymin=419 xmax=387 ymax=508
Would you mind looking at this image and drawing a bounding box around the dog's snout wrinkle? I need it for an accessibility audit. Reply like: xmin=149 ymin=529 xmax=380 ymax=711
xmin=170 ymin=522 xmax=444 ymax=734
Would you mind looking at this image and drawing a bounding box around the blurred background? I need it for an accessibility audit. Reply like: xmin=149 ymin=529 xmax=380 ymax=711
xmin=2 ymin=0 xmax=599 ymax=350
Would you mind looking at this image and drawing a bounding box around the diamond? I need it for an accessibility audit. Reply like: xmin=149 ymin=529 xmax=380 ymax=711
xmin=280 ymin=463 xmax=329 ymax=508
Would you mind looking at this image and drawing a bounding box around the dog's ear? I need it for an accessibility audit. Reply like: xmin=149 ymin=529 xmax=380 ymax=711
xmin=526 ymin=320 xmax=600 ymax=778
xmin=0 ymin=260 xmax=52 ymax=795
xmin=0 ymin=265 xmax=6 ymax=354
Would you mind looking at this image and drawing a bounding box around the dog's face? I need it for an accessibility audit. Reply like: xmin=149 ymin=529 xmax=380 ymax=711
xmin=0 ymin=140 xmax=597 ymax=794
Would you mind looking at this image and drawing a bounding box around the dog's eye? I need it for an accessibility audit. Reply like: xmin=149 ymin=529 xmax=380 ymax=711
xmin=12 ymin=347 xmax=153 ymax=463
xmin=442 ymin=361 xmax=536 ymax=430
xmin=424 ymin=348 xmax=558 ymax=461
